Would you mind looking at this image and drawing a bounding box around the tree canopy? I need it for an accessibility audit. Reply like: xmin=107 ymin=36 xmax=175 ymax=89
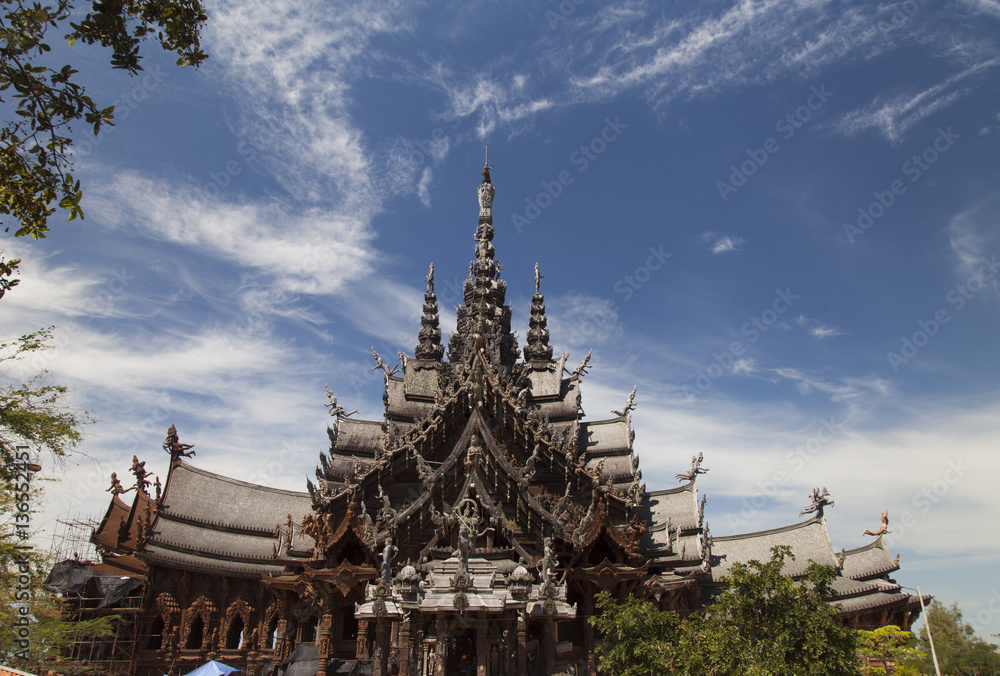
xmin=0 ymin=0 xmax=208 ymax=239
xmin=590 ymin=545 xmax=860 ymax=675
xmin=908 ymin=601 xmax=1000 ymax=676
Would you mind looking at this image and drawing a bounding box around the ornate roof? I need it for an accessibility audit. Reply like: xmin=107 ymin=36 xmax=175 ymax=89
xmin=711 ymin=515 xmax=839 ymax=578
xmin=136 ymin=461 xmax=315 ymax=578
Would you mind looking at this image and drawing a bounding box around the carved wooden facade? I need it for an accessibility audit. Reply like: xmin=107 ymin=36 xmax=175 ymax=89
xmin=91 ymin=168 xmax=925 ymax=676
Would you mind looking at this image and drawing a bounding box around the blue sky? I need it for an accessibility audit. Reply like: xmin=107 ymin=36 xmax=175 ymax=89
xmin=4 ymin=0 xmax=1000 ymax=637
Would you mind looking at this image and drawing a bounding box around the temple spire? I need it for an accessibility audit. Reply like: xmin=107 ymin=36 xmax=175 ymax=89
xmin=524 ymin=262 xmax=553 ymax=363
xmin=415 ymin=263 xmax=444 ymax=361
xmin=448 ymin=162 xmax=518 ymax=365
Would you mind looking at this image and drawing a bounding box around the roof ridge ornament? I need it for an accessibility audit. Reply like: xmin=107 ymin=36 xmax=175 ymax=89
xmin=799 ymin=486 xmax=834 ymax=518
xmin=524 ymin=262 xmax=553 ymax=363
xmin=676 ymin=451 xmax=708 ymax=482
xmin=862 ymin=508 xmax=891 ymax=537
xmin=611 ymin=386 xmax=637 ymax=417
xmin=415 ymin=263 xmax=444 ymax=361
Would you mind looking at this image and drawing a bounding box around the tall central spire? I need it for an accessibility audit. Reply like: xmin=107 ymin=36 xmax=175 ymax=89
xmin=448 ymin=162 xmax=518 ymax=365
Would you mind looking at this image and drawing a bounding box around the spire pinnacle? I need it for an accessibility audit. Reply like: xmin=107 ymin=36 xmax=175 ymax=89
xmin=415 ymin=262 xmax=444 ymax=361
xmin=524 ymin=262 xmax=553 ymax=363
xmin=448 ymin=163 xmax=518 ymax=365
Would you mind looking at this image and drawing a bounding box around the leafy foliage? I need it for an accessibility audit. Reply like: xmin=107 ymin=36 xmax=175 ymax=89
xmin=590 ymin=591 xmax=681 ymax=676
xmin=908 ymin=601 xmax=1000 ymax=676
xmin=0 ymin=543 xmax=116 ymax=673
xmin=858 ymin=625 xmax=925 ymax=675
xmin=591 ymin=546 xmax=860 ymax=675
xmin=0 ymin=327 xmax=92 ymax=483
xmin=0 ymin=327 xmax=106 ymax=670
xmin=0 ymin=0 xmax=207 ymax=239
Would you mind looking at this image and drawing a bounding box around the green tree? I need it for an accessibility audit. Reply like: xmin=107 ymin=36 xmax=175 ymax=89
xmin=589 ymin=591 xmax=681 ymax=676
xmin=591 ymin=546 xmax=860 ymax=675
xmin=1 ymin=0 xmax=208 ymax=240
xmin=0 ymin=327 xmax=92 ymax=482
xmin=681 ymin=545 xmax=859 ymax=676
xmin=907 ymin=601 xmax=1000 ymax=676
xmin=0 ymin=327 xmax=99 ymax=670
xmin=858 ymin=625 xmax=925 ymax=675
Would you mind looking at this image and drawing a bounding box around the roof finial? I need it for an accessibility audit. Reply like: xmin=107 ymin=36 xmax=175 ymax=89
xmin=482 ymin=144 xmax=494 ymax=185
xmin=523 ymin=263 xmax=553 ymax=363
xmin=415 ymin=263 xmax=444 ymax=361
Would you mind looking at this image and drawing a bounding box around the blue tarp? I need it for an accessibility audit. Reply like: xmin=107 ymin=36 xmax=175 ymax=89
xmin=181 ymin=661 xmax=240 ymax=676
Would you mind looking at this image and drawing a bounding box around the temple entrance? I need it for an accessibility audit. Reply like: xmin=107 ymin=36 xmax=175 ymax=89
xmin=447 ymin=628 xmax=477 ymax=676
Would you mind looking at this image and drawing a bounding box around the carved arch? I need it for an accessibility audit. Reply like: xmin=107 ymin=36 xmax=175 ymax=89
xmin=223 ymin=596 xmax=253 ymax=650
xmin=261 ymin=602 xmax=280 ymax=651
xmin=181 ymin=595 xmax=218 ymax=651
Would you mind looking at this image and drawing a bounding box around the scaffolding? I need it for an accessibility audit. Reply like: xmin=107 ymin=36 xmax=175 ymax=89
xmin=65 ymin=581 xmax=147 ymax=675
xmin=47 ymin=511 xmax=101 ymax=564
xmin=47 ymin=510 xmax=147 ymax=675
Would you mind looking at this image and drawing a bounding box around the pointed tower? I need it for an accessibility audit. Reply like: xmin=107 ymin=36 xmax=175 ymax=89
xmin=523 ymin=262 xmax=554 ymax=363
xmin=414 ymin=263 xmax=444 ymax=361
xmin=449 ymin=163 xmax=518 ymax=365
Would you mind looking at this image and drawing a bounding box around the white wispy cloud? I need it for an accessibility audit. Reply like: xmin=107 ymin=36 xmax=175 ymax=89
xmin=428 ymin=1 xmax=902 ymax=132
xmin=87 ymin=172 xmax=376 ymax=296
xmin=947 ymin=194 xmax=1000 ymax=292
xmin=834 ymin=61 xmax=998 ymax=142
xmin=795 ymin=314 xmax=847 ymax=339
xmin=417 ymin=167 xmax=433 ymax=207
xmin=547 ymin=293 xmax=624 ymax=353
xmin=701 ymin=232 xmax=745 ymax=254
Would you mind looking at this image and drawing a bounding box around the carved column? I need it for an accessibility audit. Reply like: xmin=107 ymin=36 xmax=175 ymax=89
xmin=435 ymin=616 xmax=449 ymax=676
xmin=398 ymin=618 xmax=412 ymax=676
xmin=476 ymin=618 xmax=488 ymax=676
xmin=356 ymin=620 xmax=369 ymax=660
xmin=374 ymin=620 xmax=390 ymax=676
xmin=517 ymin=613 xmax=527 ymax=676
xmin=543 ymin=619 xmax=556 ymax=676
xmin=583 ymin=594 xmax=597 ymax=676
xmin=275 ymin=619 xmax=291 ymax=663
xmin=316 ymin=613 xmax=333 ymax=676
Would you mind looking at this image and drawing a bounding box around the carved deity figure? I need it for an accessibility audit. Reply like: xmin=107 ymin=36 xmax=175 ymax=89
xmin=325 ymin=385 xmax=357 ymax=418
xmin=455 ymin=522 xmax=472 ymax=578
xmin=130 ymin=455 xmax=152 ymax=494
xmin=538 ymin=536 xmax=556 ymax=583
xmin=381 ymin=538 xmax=398 ymax=584
xmin=371 ymin=346 xmax=399 ymax=379
xmin=162 ymin=424 xmax=195 ymax=459
xmin=799 ymin=486 xmax=834 ymax=517
xmin=107 ymin=472 xmax=133 ymax=495
xmin=676 ymin=452 xmax=709 ymax=482
xmin=863 ymin=509 xmax=891 ymax=537
xmin=612 ymin=386 xmax=637 ymax=416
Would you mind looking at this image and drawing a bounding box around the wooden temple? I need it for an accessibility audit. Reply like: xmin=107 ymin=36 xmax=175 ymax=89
xmin=89 ymin=167 xmax=925 ymax=676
